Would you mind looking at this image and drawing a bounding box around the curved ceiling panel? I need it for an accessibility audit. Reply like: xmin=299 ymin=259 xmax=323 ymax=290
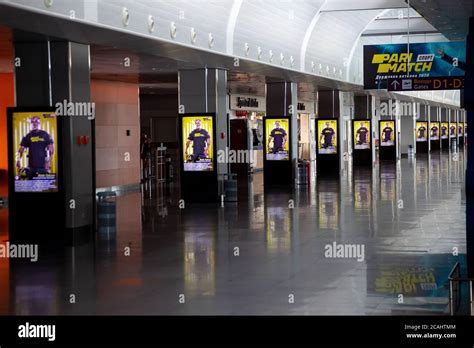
xmin=232 ymin=0 xmax=325 ymax=67
xmin=304 ymin=9 xmax=381 ymax=80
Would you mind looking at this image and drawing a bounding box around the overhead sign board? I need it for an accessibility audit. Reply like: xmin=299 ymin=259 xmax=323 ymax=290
xmin=364 ymin=42 xmax=466 ymax=90
xmin=387 ymin=76 xmax=465 ymax=91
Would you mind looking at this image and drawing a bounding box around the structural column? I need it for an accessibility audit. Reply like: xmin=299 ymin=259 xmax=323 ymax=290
xmin=399 ymin=100 xmax=416 ymax=156
xmin=12 ymin=31 xmax=94 ymax=245
xmin=316 ymin=90 xmax=342 ymax=175
xmin=178 ymin=68 xmax=228 ymax=200
xmin=264 ymin=81 xmax=298 ymax=186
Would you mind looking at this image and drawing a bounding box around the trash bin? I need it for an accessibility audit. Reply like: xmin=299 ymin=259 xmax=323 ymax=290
xmin=408 ymin=145 xmax=414 ymax=158
xmin=222 ymin=173 xmax=238 ymax=202
xmin=296 ymin=160 xmax=308 ymax=186
xmin=97 ymin=191 xmax=117 ymax=240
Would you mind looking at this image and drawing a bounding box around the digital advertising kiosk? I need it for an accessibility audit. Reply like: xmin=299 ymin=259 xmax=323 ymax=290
xmin=416 ymin=121 xmax=429 ymax=154
xmin=7 ymin=107 xmax=64 ymax=243
xmin=352 ymin=120 xmax=372 ymax=166
xmin=179 ymin=113 xmax=218 ymax=202
xmin=263 ymin=116 xmax=292 ymax=187
xmin=379 ymin=120 xmax=396 ymax=161
xmin=316 ymin=119 xmax=340 ymax=176
xmin=441 ymin=121 xmax=449 ymax=151
xmin=430 ymin=122 xmax=440 ymax=152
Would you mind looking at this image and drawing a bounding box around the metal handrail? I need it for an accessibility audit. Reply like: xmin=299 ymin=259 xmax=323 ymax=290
xmin=448 ymin=262 xmax=474 ymax=316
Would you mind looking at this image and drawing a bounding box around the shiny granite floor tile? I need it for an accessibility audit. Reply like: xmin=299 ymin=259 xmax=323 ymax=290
xmin=0 ymin=151 xmax=468 ymax=315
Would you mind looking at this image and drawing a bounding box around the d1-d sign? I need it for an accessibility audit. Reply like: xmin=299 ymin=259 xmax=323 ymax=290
xmin=364 ymin=42 xmax=466 ymax=90
xmin=387 ymin=77 xmax=465 ymax=92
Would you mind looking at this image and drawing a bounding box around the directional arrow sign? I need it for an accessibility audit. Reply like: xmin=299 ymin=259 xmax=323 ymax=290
xmin=390 ymin=80 xmax=400 ymax=90
xmin=387 ymin=77 xmax=464 ymax=91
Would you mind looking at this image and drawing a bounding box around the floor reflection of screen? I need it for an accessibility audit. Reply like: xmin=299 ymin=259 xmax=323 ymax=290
xmin=354 ymin=181 xmax=371 ymax=210
xmin=265 ymin=207 xmax=291 ymax=253
xmin=318 ymin=191 xmax=339 ymax=230
xmin=184 ymin=233 xmax=215 ymax=295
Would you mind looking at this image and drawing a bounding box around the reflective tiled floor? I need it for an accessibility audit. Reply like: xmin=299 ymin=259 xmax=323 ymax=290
xmin=0 ymin=151 xmax=468 ymax=315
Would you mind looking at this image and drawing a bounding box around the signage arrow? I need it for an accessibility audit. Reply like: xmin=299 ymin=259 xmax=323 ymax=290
xmin=390 ymin=80 xmax=400 ymax=90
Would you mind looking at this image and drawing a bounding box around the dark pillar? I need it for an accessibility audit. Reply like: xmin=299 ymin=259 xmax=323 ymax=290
xmin=12 ymin=32 xmax=94 ymax=245
xmin=178 ymin=68 xmax=227 ymax=201
xmin=466 ymin=17 xmax=474 ymax=277
xmin=264 ymin=81 xmax=298 ymax=186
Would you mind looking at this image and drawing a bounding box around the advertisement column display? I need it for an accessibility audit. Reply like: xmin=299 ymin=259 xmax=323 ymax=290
xmin=458 ymin=122 xmax=465 ymax=147
xmin=7 ymin=107 xmax=64 ymax=243
xmin=416 ymin=121 xmax=429 ymax=154
xmin=263 ymin=116 xmax=292 ymax=186
xmin=430 ymin=122 xmax=440 ymax=152
xmin=316 ymin=119 xmax=339 ymax=175
xmin=379 ymin=120 xmax=396 ymax=161
xmin=441 ymin=122 xmax=449 ymax=151
xmin=352 ymin=120 xmax=372 ymax=166
xmin=179 ymin=113 xmax=217 ymax=201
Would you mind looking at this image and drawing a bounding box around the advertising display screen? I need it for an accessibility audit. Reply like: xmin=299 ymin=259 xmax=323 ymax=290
xmin=182 ymin=115 xmax=214 ymax=171
xmin=440 ymin=122 xmax=449 ymax=139
xmin=450 ymin=123 xmax=457 ymax=138
xmin=12 ymin=111 xmax=58 ymax=193
xmin=353 ymin=120 xmax=370 ymax=150
xmin=430 ymin=122 xmax=440 ymax=141
xmin=364 ymin=42 xmax=466 ymax=89
xmin=458 ymin=122 xmax=464 ymax=137
xmin=317 ymin=120 xmax=338 ymax=154
xmin=379 ymin=121 xmax=395 ymax=147
xmin=416 ymin=122 xmax=428 ymax=142
xmin=265 ymin=118 xmax=290 ymax=161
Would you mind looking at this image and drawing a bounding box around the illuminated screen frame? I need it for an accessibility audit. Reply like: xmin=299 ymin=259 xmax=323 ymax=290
xmin=458 ymin=122 xmax=464 ymax=137
xmin=440 ymin=122 xmax=449 ymax=140
xmin=263 ymin=116 xmax=291 ymax=161
xmin=352 ymin=119 xmax=371 ymax=151
xmin=430 ymin=122 xmax=440 ymax=141
xmin=179 ymin=113 xmax=217 ymax=172
xmin=379 ymin=120 xmax=396 ymax=147
xmin=416 ymin=121 xmax=428 ymax=142
xmin=317 ymin=119 xmax=339 ymax=155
